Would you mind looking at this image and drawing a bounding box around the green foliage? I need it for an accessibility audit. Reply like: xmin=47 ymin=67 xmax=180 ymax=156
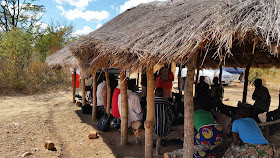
xmin=0 ymin=1 xmax=76 ymax=93
xmin=34 ymin=21 xmax=76 ymax=61
xmin=0 ymin=0 xmax=45 ymax=32
xmin=249 ymin=68 xmax=277 ymax=84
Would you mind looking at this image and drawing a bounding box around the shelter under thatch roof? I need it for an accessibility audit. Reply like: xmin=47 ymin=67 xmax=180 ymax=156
xmin=46 ymin=46 xmax=79 ymax=68
xmin=69 ymin=0 xmax=280 ymax=74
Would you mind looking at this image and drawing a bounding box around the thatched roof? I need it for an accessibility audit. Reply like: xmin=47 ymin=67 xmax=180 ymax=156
xmin=70 ymin=0 xmax=280 ymax=73
xmin=46 ymin=46 xmax=79 ymax=68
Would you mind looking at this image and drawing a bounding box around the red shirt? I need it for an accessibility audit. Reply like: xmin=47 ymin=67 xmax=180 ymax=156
xmin=155 ymin=71 xmax=174 ymax=89
xmin=111 ymin=87 xmax=121 ymax=118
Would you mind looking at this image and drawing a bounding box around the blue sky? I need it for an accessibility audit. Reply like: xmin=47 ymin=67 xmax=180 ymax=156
xmin=37 ymin=0 xmax=167 ymax=36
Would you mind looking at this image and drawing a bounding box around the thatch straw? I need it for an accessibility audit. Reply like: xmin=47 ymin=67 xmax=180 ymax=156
xmin=69 ymin=0 xmax=280 ymax=74
xmin=46 ymin=46 xmax=79 ymax=68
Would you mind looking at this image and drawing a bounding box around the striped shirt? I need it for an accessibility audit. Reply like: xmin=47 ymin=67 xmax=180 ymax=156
xmin=154 ymin=97 xmax=173 ymax=138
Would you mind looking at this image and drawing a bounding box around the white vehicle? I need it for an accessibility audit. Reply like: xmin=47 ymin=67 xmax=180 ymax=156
xmin=175 ymin=67 xmax=233 ymax=85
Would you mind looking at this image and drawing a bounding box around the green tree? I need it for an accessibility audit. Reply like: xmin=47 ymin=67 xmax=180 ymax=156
xmin=34 ymin=21 xmax=76 ymax=61
xmin=0 ymin=0 xmax=44 ymax=32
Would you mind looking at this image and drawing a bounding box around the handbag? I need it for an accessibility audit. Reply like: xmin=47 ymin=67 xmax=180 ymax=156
xmin=81 ymin=105 xmax=92 ymax=114
xmin=97 ymin=114 xmax=110 ymax=132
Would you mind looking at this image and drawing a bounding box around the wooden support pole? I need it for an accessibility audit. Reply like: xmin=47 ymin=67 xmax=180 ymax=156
xmin=92 ymin=71 xmax=97 ymax=120
xmin=105 ymin=67 xmax=111 ymax=118
xmin=242 ymin=65 xmax=250 ymax=103
xmin=195 ymin=53 xmax=200 ymax=85
xmin=73 ymin=69 xmax=76 ymax=103
xmin=178 ymin=64 xmax=182 ymax=96
xmin=120 ymin=70 xmax=128 ymax=146
xmin=242 ymin=55 xmax=255 ymax=103
xmin=219 ymin=65 xmax=222 ymax=85
xmin=82 ymin=77 xmax=86 ymax=106
xmin=183 ymin=54 xmax=197 ymax=158
xmin=243 ymin=41 xmax=256 ymax=103
xmin=145 ymin=63 xmax=155 ymax=158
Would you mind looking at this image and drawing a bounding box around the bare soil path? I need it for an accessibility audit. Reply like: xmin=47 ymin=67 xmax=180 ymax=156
xmin=0 ymin=83 xmax=279 ymax=158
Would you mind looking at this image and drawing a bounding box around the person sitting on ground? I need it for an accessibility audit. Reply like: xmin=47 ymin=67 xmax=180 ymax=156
xmin=210 ymin=77 xmax=224 ymax=102
xmin=155 ymin=65 xmax=174 ymax=99
xmin=111 ymin=84 xmax=121 ymax=128
xmin=266 ymin=90 xmax=280 ymax=136
xmin=250 ymin=78 xmax=271 ymax=123
xmin=223 ymin=106 xmax=275 ymax=157
xmin=154 ymin=88 xmax=174 ymax=145
xmin=118 ymin=79 xmax=143 ymax=127
xmin=195 ymin=76 xmax=209 ymax=99
xmin=193 ymin=99 xmax=223 ymax=158
xmin=96 ymin=73 xmax=107 ymax=108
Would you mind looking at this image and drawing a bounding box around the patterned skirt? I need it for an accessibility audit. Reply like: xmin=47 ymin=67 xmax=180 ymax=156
xmin=223 ymin=143 xmax=277 ymax=158
xmin=194 ymin=124 xmax=223 ymax=158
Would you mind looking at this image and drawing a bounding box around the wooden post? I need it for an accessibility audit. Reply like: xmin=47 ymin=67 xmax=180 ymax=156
xmin=219 ymin=65 xmax=222 ymax=85
xmin=195 ymin=54 xmax=200 ymax=85
xmin=120 ymin=70 xmax=128 ymax=146
xmin=183 ymin=54 xmax=197 ymax=158
xmin=73 ymin=69 xmax=76 ymax=103
xmin=178 ymin=64 xmax=182 ymax=96
xmin=105 ymin=67 xmax=111 ymax=118
xmin=92 ymin=71 xmax=97 ymax=120
xmin=243 ymin=41 xmax=256 ymax=103
xmin=82 ymin=77 xmax=86 ymax=106
xmin=242 ymin=56 xmax=255 ymax=103
xmin=145 ymin=63 xmax=155 ymax=158
xmin=242 ymin=65 xmax=250 ymax=103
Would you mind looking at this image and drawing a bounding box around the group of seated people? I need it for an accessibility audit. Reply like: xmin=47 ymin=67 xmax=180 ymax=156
xmin=93 ymin=69 xmax=276 ymax=157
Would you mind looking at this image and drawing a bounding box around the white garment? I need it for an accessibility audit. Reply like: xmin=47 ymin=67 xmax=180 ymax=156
xmin=97 ymin=81 xmax=107 ymax=107
xmin=118 ymin=90 xmax=142 ymax=127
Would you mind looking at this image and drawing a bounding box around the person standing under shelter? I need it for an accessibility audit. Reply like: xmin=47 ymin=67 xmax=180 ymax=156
xmin=250 ymin=78 xmax=271 ymax=123
xmin=155 ymin=65 xmax=174 ymax=99
xmin=154 ymin=88 xmax=173 ymax=145
xmin=118 ymin=79 xmax=143 ymax=127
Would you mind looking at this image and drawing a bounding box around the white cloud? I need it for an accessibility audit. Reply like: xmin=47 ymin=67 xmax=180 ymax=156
xmin=55 ymin=0 xmax=95 ymax=10
xmin=35 ymin=22 xmax=48 ymax=30
xmin=96 ymin=23 xmax=102 ymax=29
xmin=73 ymin=26 xmax=94 ymax=36
xmin=120 ymin=0 xmax=168 ymax=13
xmin=57 ymin=6 xmax=109 ymax=22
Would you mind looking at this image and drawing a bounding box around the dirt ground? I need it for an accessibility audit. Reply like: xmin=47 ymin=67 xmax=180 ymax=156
xmin=0 ymin=82 xmax=280 ymax=158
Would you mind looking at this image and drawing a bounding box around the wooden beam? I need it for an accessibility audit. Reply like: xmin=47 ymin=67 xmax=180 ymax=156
xmin=92 ymin=71 xmax=97 ymax=120
xmin=145 ymin=63 xmax=155 ymax=158
xmin=73 ymin=69 xmax=76 ymax=103
xmin=120 ymin=70 xmax=128 ymax=146
xmin=105 ymin=67 xmax=111 ymax=118
xmin=195 ymin=54 xmax=200 ymax=85
xmin=82 ymin=77 xmax=86 ymax=106
xmin=183 ymin=53 xmax=197 ymax=158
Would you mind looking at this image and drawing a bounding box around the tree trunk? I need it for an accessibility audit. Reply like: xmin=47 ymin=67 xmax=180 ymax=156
xmin=145 ymin=63 xmax=155 ymax=158
xmin=120 ymin=70 xmax=128 ymax=146
xmin=183 ymin=54 xmax=197 ymax=158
